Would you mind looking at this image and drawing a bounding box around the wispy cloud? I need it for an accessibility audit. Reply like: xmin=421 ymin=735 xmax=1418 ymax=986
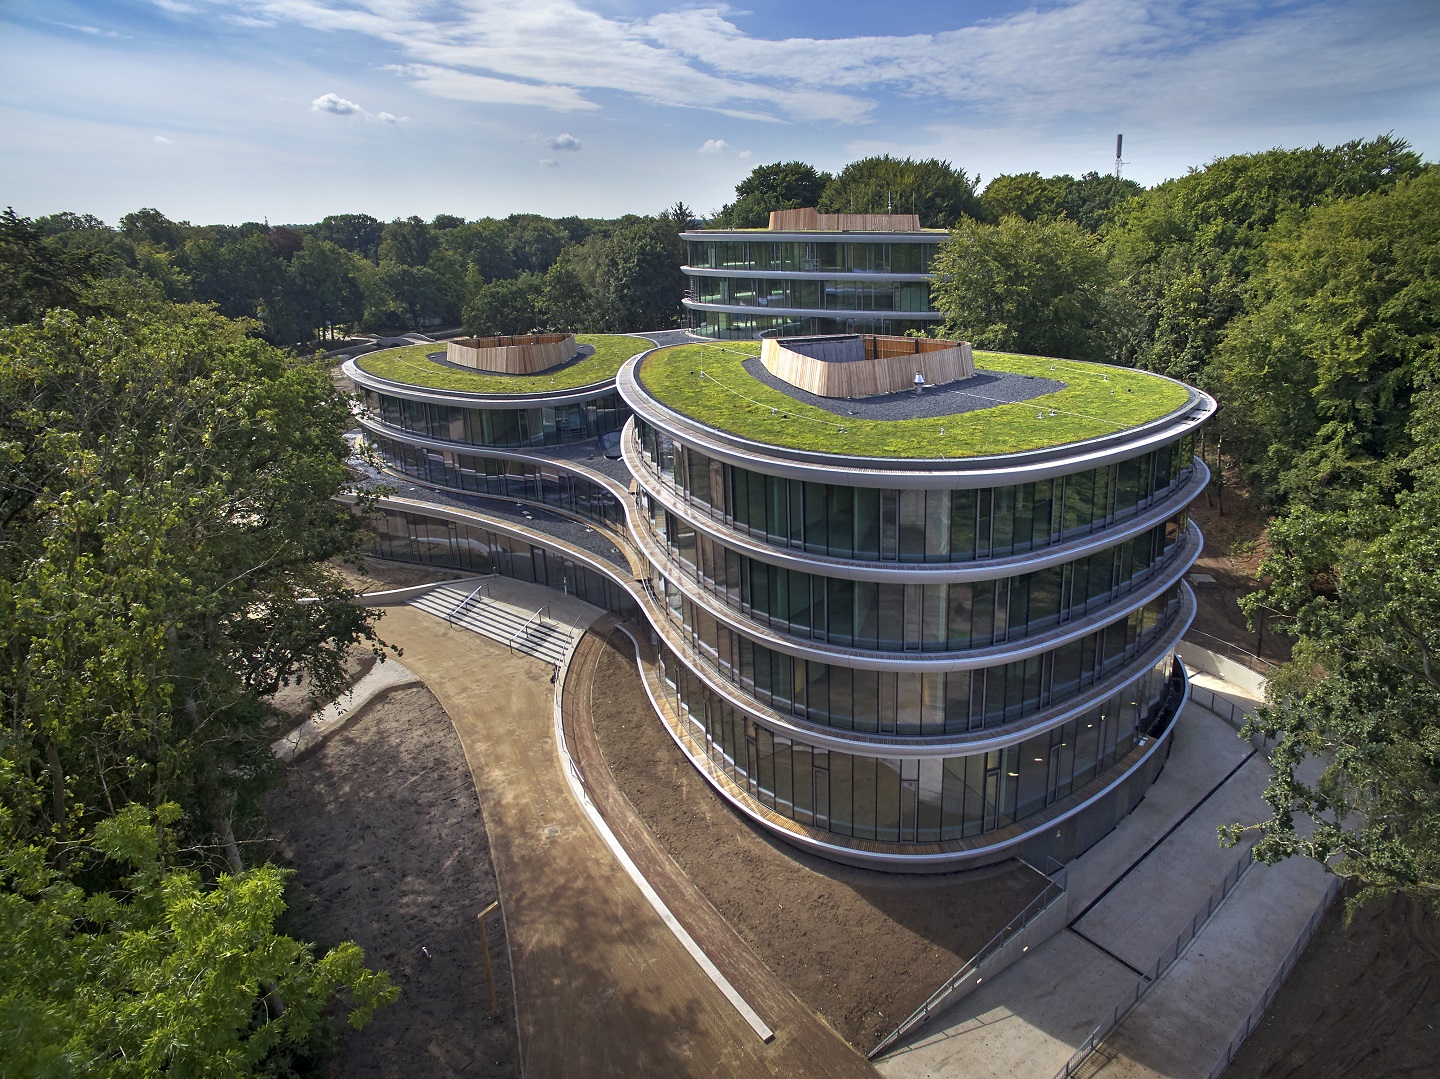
xmin=167 ymin=0 xmax=1439 ymax=135
xmin=153 ymin=135 xmax=173 ymax=144
xmin=54 ymin=21 xmax=127 ymax=39
xmin=539 ymin=158 xmax=560 ymax=168
xmin=310 ymin=92 xmax=408 ymax=123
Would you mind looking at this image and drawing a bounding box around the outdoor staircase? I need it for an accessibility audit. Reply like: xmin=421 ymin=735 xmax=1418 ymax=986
xmin=409 ymin=581 xmax=578 ymax=667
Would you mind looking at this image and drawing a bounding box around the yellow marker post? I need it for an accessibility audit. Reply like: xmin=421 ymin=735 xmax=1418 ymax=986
xmin=477 ymin=901 xmax=500 ymax=1015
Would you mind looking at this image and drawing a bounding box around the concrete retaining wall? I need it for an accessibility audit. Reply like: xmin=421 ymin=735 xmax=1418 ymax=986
xmin=1176 ymin=641 xmax=1269 ymax=698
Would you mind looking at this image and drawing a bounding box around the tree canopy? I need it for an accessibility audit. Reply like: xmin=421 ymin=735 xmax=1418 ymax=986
xmin=818 ymin=155 xmax=982 ymax=228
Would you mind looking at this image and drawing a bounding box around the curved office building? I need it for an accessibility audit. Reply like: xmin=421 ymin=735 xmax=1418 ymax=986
xmin=682 ymin=208 xmax=947 ymax=339
xmin=350 ymin=329 xmax=1214 ymax=871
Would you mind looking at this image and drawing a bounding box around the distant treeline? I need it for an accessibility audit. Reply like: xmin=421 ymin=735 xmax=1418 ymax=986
xmin=24 ymin=205 xmax=694 ymax=344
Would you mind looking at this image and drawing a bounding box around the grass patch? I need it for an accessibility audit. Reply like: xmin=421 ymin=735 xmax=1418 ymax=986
xmin=354 ymin=334 xmax=648 ymax=394
xmin=636 ymin=343 xmax=1191 ymax=458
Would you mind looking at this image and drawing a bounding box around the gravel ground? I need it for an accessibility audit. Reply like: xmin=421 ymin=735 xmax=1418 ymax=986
xmin=741 ymin=357 xmax=1066 ymax=420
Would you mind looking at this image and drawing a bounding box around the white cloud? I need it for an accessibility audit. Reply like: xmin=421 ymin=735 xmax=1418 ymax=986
xmin=546 ymin=132 xmax=582 ymax=151
xmin=739 ymin=150 xmax=752 ymax=159
xmin=151 ymin=0 xmax=1440 ymax=143
xmin=698 ymin=138 xmax=729 ymax=154
xmin=539 ymin=158 xmax=560 ymax=167
xmin=311 ymin=92 xmax=408 ymax=124
xmin=153 ymin=135 xmax=173 ymax=144
xmin=56 ymin=22 xmax=125 ymax=38
xmin=311 ymin=92 xmax=363 ymax=116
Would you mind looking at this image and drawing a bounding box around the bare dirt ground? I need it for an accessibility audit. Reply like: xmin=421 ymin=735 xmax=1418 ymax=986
xmin=337 ymin=557 xmax=469 ymax=594
xmin=585 ymin=633 xmax=1048 ymax=1052
xmin=1225 ymin=888 xmax=1440 ymax=1078
xmin=1184 ymin=468 xmax=1293 ymax=666
xmin=266 ymin=683 xmax=519 ymax=1079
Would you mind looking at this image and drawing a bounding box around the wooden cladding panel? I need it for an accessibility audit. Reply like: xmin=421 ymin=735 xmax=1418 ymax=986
xmin=446 ymin=332 xmax=576 ymax=375
xmin=760 ymin=334 xmax=975 ymax=398
xmin=767 ymin=208 xmax=925 ymax=233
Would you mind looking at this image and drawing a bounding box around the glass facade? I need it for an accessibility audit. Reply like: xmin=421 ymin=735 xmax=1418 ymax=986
xmin=687 ymin=239 xmax=940 ymax=275
xmin=692 ymin=277 xmax=933 ymax=314
xmin=365 ymin=505 xmax=639 ymax=618
xmin=648 ymin=508 xmax=1187 ymax=652
xmin=684 ymin=235 xmax=945 ymax=340
xmin=364 ymin=389 xmax=627 ymax=449
xmin=662 ymin=581 xmax=1182 ymax=735
xmin=688 ymin=310 xmax=937 ymax=340
xmin=369 ymin=433 xmax=624 ymax=531
xmin=658 ymin=643 xmax=1182 ymax=844
xmin=637 ymin=420 xmax=1195 ymax=563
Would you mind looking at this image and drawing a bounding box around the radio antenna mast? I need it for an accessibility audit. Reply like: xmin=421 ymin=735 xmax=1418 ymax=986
xmin=1115 ymin=134 xmax=1126 ymax=180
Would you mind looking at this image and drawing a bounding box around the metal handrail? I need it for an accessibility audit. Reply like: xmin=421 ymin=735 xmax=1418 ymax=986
xmin=868 ymin=874 xmax=1068 ymax=1059
xmin=447 ymin=580 xmax=490 ymax=623
xmin=509 ymin=605 xmax=550 ymax=653
xmin=1182 ymin=628 xmax=1279 ymax=674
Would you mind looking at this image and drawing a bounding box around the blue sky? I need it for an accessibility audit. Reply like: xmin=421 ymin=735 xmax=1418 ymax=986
xmin=2 ymin=0 xmax=1437 ymax=226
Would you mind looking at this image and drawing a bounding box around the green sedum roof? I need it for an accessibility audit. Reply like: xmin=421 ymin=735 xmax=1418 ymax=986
xmin=635 ymin=342 xmax=1193 ymax=459
xmin=354 ymin=334 xmax=648 ymax=395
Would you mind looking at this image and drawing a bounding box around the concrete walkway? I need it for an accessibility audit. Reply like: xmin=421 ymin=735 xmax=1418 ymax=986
xmin=271 ymin=658 xmax=419 ymax=763
xmin=375 ymin=597 xmax=877 ymax=1078
xmin=875 ymin=678 xmax=1333 ymax=1079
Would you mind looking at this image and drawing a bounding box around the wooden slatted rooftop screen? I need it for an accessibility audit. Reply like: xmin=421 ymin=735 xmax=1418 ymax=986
xmin=760 ymin=334 xmax=975 ymax=398
xmin=446 ymin=332 xmax=576 ymax=375
xmin=767 ymin=208 xmax=925 ymax=232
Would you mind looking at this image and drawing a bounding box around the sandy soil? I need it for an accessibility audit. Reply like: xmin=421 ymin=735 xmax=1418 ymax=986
xmin=337 ymin=557 xmax=470 ymax=594
xmin=1185 ymin=475 xmax=1292 ymax=666
xmin=1223 ymin=888 xmax=1440 ymax=1079
xmin=585 ymin=634 xmax=1048 ymax=1052
xmin=266 ymin=684 xmax=519 ymax=1079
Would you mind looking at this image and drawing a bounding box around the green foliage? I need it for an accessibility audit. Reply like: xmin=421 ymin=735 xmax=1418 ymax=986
xmin=377 ymin=215 xmax=438 ymax=268
xmin=818 ymin=155 xmax=981 ymax=227
xmin=355 ymin=333 xmax=647 ymax=393
xmin=980 ymin=172 xmax=1071 ymax=222
xmin=1214 ymin=170 xmax=1440 ymax=503
xmin=1106 ymin=135 xmax=1426 ymax=382
xmin=934 ymin=215 xmax=1116 ymax=362
xmin=0 ymin=301 xmax=381 ymax=848
xmin=311 ymin=214 xmax=383 ymax=263
xmin=0 ymin=209 xmax=113 ymax=324
xmin=1230 ymin=396 xmax=1440 ymax=912
xmin=462 ymin=273 xmax=543 ymax=336
xmin=0 ymin=804 xmax=396 ymax=1078
xmin=712 ymin=161 xmax=830 ymax=228
xmin=636 ymin=343 xmax=1188 ymax=458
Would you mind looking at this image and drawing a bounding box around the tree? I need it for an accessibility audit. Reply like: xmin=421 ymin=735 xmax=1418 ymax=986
xmin=0 ymin=804 xmax=396 ymax=1077
xmin=1213 ymin=170 xmax=1440 ymax=504
xmin=1062 ymin=172 xmax=1144 ymax=233
xmin=0 ymin=300 xmax=383 ymax=849
xmin=581 ymin=217 xmax=684 ymax=332
xmin=0 ymin=209 xmax=111 ymax=324
xmin=312 ymin=214 xmax=383 ymax=262
xmin=377 ymin=215 xmax=438 ymax=268
xmin=442 ymin=220 xmax=514 ymax=281
xmin=1106 ymin=135 xmax=1426 ymax=380
xmin=980 ymin=172 xmax=1071 ymax=222
xmin=119 ymin=208 xmax=187 ymax=250
xmin=503 ymin=215 xmax=569 ymax=276
xmin=541 ymin=253 xmax=594 ymax=331
xmin=377 ymin=263 xmax=446 ymax=329
xmin=712 ymin=161 xmax=829 ymax=228
xmin=463 ymin=273 xmax=543 ymax=336
xmin=818 ymin=156 xmax=982 ymax=227
xmin=288 ymin=237 xmax=364 ymax=341
xmin=933 ymin=214 xmax=1115 ymax=361
xmin=1229 ymin=392 xmax=1440 ymax=914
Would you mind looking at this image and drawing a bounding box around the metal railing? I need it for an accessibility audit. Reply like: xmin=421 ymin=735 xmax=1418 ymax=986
xmin=1053 ymin=844 xmax=1257 ymax=1079
xmin=1188 ymin=683 xmax=1272 ymax=756
xmin=447 ymin=580 xmax=490 ymax=624
xmin=869 ymin=870 xmax=1068 ymax=1060
xmin=1204 ymin=875 xmax=1342 ymax=1079
xmin=508 ymin=605 xmax=550 ymax=653
xmin=1183 ymin=629 xmax=1279 ymax=674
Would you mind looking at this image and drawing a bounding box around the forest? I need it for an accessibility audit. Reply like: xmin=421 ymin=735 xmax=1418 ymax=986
xmin=1 ymin=136 xmax=1436 ymax=1073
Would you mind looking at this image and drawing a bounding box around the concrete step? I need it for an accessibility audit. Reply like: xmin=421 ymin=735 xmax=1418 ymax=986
xmin=409 ymin=584 xmax=577 ymax=666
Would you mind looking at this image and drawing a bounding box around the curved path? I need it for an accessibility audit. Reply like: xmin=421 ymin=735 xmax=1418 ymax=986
xmin=375 ymin=603 xmax=876 ymax=1078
